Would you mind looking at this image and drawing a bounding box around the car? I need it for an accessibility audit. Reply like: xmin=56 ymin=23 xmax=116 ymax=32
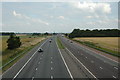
xmin=49 ymin=40 xmax=52 ymax=43
xmin=38 ymin=48 xmax=43 ymax=52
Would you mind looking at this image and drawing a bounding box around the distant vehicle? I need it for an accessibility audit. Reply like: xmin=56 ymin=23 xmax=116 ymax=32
xmin=38 ymin=48 xmax=43 ymax=52
xmin=62 ymin=35 xmax=64 ymax=37
xmin=49 ymin=40 xmax=52 ymax=43
xmin=70 ymin=41 xmax=73 ymax=43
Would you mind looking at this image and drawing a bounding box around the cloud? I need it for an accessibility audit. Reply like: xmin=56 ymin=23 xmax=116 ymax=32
xmin=58 ymin=16 xmax=65 ymax=19
xmin=13 ymin=10 xmax=49 ymax=25
xmin=13 ymin=10 xmax=22 ymax=17
xmin=86 ymin=16 xmax=93 ymax=18
xmin=70 ymin=2 xmax=111 ymax=14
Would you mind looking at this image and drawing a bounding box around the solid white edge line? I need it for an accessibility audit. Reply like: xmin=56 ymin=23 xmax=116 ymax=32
xmin=74 ymin=41 xmax=119 ymax=63
xmin=12 ymin=39 xmax=48 ymax=79
xmin=51 ymin=76 xmax=53 ymax=79
xmin=65 ymin=37 xmax=118 ymax=63
xmin=2 ymin=39 xmax=47 ymax=76
xmin=112 ymin=75 xmax=117 ymax=78
xmin=66 ymin=48 xmax=97 ymax=79
xmin=114 ymin=67 xmax=118 ymax=70
xmin=32 ymin=77 xmax=34 ymax=80
xmin=51 ymin=67 xmax=53 ymax=70
xmin=99 ymin=67 xmax=103 ymax=69
xmin=56 ymin=41 xmax=74 ymax=80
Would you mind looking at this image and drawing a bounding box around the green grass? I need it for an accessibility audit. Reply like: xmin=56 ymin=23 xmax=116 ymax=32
xmin=56 ymin=37 xmax=65 ymax=49
xmin=73 ymin=40 xmax=120 ymax=57
xmin=2 ymin=45 xmax=34 ymax=72
xmin=1 ymin=38 xmax=46 ymax=73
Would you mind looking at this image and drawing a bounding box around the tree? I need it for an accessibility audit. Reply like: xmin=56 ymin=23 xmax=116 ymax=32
xmin=44 ymin=32 xmax=49 ymax=35
xmin=69 ymin=29 xmax=120 ymax=38
xmin=7 ymin=33 xmax=21 ymax=50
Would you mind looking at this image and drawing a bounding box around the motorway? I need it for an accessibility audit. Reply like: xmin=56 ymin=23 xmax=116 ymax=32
xmin=2 ymin=35 xmax=119 ymax=80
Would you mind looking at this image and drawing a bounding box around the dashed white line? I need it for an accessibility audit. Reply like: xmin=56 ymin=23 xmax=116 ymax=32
xmin=91 ymin=61 xmax=94 ymax=63
xmin=51 ymin=67 xmax=53 ymax=70
xmin=32 ymin=77 xmax=34 ymax=80
xmin=51 ymin=57 xmax=53 ymax=59
xmin=38 ymin=62 xmax=40 ymax=64
xmin=99 ymin=67 xmax=103 ymax=69
xmin=36 ymin=68 xmax=38 ymax=70
xmin=82 ymin=46 xmax=118 ymax=63
xmin=85 ymin=57 xmax=87 ymax=58
xmin=56 ymin=41 xmax=74 ymax=80
xmin=51 ymin=76 xmax=53 ymax=79
xmin=112 ymin=76 xmax=117 ymax=78
xmin=103 ymin=61 xmax=106 ymax=63
xmin=66 ymin=48 xmax=97 ymax=79
xmin=114 ymin=67 xmax=118 ymax=70
xmin=51 ymin=61 xmax=53 ymax=64
xmin=12 ymin=39 xmax=48 ymax=79
xmin=40 ymin=58 xmax=42 ymax=60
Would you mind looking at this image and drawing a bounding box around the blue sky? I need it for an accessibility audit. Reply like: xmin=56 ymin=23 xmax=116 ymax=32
xmin=1 ymin=1 xmax=119 ymax=33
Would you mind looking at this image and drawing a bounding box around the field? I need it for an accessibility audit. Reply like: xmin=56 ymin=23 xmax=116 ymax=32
xmin=0 ymin=35 xmax=46 ymax=72
xmin=74 ymin=37 xmax=120 ymax=56
xmin=1 ymin=35 xmax=45 ymax=52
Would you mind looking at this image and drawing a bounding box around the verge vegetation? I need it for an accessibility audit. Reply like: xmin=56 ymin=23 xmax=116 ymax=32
xmin=73 ymin=37 xmax=120 ymax=57
xmin=0 ymin=34 xmax=46 ymax=73
xmin=57 ymin=37 xmax=65 ymax=49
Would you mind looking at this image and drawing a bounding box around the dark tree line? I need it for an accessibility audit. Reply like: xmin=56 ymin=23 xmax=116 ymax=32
xmin=7 ymin=33 xmax=21 ymax=50
xmin=69 ymin=29 xmax=120 ymax=38
xmin=1 ymin=32 xmax=15 ymax=36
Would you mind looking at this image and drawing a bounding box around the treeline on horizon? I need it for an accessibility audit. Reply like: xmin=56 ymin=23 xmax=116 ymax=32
xmin=1 ymin=32 xmax=56 ymax=36
xmin=69 ymin=29 xmax=120 ymax=38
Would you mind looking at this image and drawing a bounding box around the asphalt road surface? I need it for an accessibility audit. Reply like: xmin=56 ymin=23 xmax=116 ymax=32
xmin=59 ymin=35 xmax=119 ymax=79
xmin=2 ymin=35 xmax=119 ymax=80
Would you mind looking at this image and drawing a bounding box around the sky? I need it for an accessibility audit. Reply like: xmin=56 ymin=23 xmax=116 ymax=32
xmin=1 ymin=0 xmax=119 ymax=33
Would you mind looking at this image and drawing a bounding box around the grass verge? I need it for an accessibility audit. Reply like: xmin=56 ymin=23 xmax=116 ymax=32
xmin=73 ymin=40 xmax=120 ymax=58
xmin=56 ymin=37 xmax=65 ymax=49
xmin=1 ymin=39 xmax=45 ymax=73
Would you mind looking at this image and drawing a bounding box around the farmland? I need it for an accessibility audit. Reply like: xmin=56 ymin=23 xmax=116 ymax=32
xmin=0 ymin=35 xmax=46 ymax=72
xmin=74 ymin=37 xmax=120 ymax=57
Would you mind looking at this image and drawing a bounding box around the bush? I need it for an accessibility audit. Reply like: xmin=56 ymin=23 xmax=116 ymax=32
xmin=7 ymin=33 xmax=21 ymax=50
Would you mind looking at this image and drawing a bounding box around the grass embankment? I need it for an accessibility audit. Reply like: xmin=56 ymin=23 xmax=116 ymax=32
xmin=0 ymin=35 xmax=46 ymax=73
xmin=57 ymin=37 xmax=65 ymax=49
xmin=73 ymin=37 xmax=120 ymax=57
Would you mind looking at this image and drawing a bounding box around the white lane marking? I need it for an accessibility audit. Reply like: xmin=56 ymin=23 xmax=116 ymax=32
xmin=51 ymin=67 xmax=53 ymax=70
xmin=13 ymin=39 xmax=48 ymax=79
xmin=82 ymin=46 xmax=118 ymax=63
xmin=99 ymin=67 xmax=103 ymax=69
xmin=85 ymin=57 xmax=87 ymax=59
xmin=38 ymin=62 xmax=40 ymax=64
xmin=103 ymin=61 xmax=106 ymax=63
xmin=56 ymin=41 xmax=74 ymax=80
xmin=51 ymin=57 xmax=53 ymax=59
xmin=81 ymin=54 xmax=83 ymax=55
xmin=114 ymin=67 xmax=118 ymax=70
xmin=36 ymin=68 xmax=38 ymax=71
xmin=91 ymin=61 xmax=94 ymax=63
xmin=40 ymin=58 xmax=42 ymax=60
xmin=51 ymin=76 xmax=53 ymax=79
xmin=68 ymin=37 xmax=119 ymax=63
xmin=32 ymin=77 xmax=34 ymax=80
xmin=112 ymin=76 xmax=117 ymax=78
xmin=51 ymin=61 xmax=53 ymax=64
xmin=66 ymin=48 xmax=97 ymax=79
